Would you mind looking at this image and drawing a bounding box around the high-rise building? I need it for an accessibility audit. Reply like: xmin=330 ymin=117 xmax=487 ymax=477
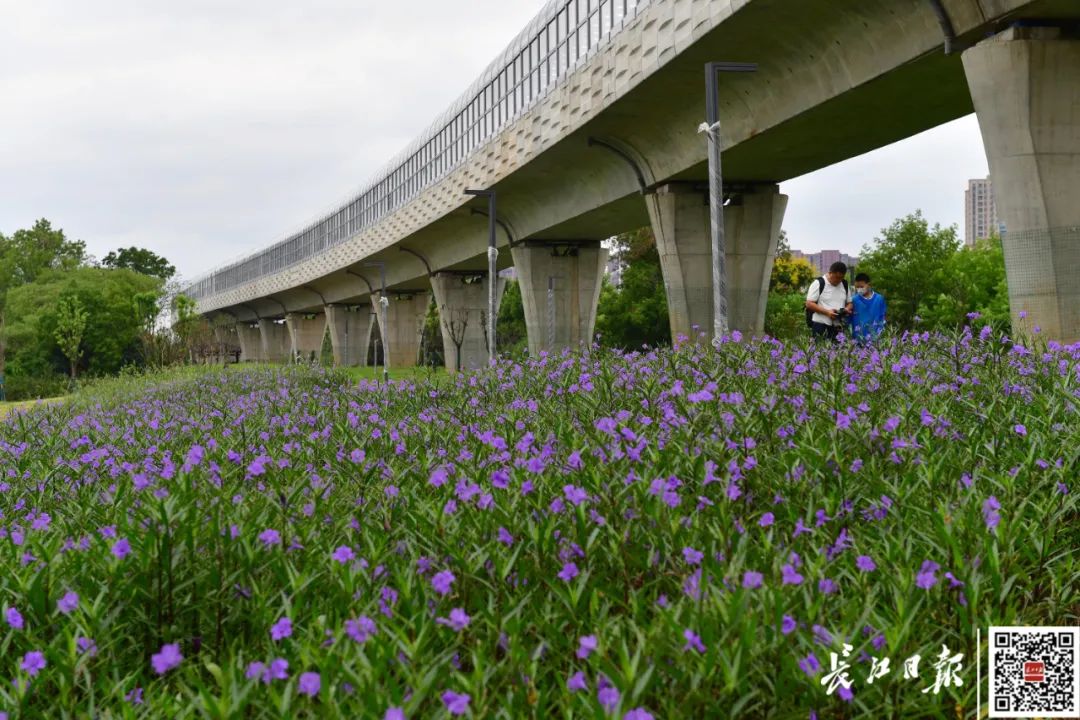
xmin=965 ymin=177 xmax=1002 ymax=246
xmin=790 ymin=249 xmax=859 ymax=276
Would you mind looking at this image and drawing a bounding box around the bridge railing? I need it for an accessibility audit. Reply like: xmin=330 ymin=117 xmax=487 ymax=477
xmin=186 ymin=0 xmax=652 ymax=303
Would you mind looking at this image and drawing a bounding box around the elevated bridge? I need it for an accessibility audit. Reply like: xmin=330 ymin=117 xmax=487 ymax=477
xmin=186 ymin=0 xmax=1080 ymax=367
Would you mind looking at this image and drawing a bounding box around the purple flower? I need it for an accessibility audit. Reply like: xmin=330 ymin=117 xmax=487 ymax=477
xmin=76 ymin=637 xmax=98 ymax=657
xmin=982 ymin=496 xmax=1001 ymax=530
xmin=758 ymin=512 xmax=775 ymax=528
xmin=577 ymin=634 xmax=598 ymax=659
xmin=915 ymin=560 xmax=940 ymax=590
xmin=384 ymin=709 xmax=405 ymax=720
xmin=781 ymin=615 xmax=797 ymax=635
xmin=558 ymin=562 xmax=579 ymax=582
xmin=112 ymin=538 xmax=132 ymax=560
xmin=298 ymin=671 xmax=320 ymax=697
xmin=429 ymin=467 xmax=449 ymax=487
xmin=245 ymin=661 xmax=265 ymax=680
xmin=856 ymin=555 xmax=876 ymax=572
xmin=1014 ymin=424 xmax=1027 ymax=436
xmin=598 ymin=685 xmax=620 ymax=711
xmin=682 ymin=547 xmax=703 ymax=565
xmin=345 ymin=616 xmax=377 ymax=643
xmin=125 ymin=687 xmax=144 ymax=705
xmin=436 ymin=608 xmax=471 ymax=632
xmin=563 ymin=485 xmax=588 ymax=506
xmin=742 ymin=571 xmax=763 ymax=589
xmin=5 ymin=607 xmax=24 ymax=630
xmin=567 ymin=671 xmax=588 ymax=692
xmin=432 ymin=570 xmax=456 ymax=595
xmin=497 ymin=527 xmax=514 ymax=545
xmin=258 ymin=529 xmax=282 ymax=546
xmin=683 ymin=629 xmax=706 ymax=653
xmin=151 ymin=643 xmax=182 ymax=674
xmin=264 ymin=658 xmax=289 ymax=683
xmin=781 ymin=564 xmax=803 ymax=585
xmin=21 ymin=650 xmax=46 ymax=676
xmin=441 ymin=690 xmax=470 ymax=716
xmin=331 ymin=546 xmax=355 ymax=564
xmin=270 ymin=616 xmax=293 ymax=641
xmin=57 ymin=591 xmax=79 ymax=614
xmin=624 ymin=710 xmax=654 ymax=720
xmin=799 ymin=653 xmax=821 ymax=677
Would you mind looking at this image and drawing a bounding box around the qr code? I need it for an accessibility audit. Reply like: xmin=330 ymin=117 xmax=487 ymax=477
xmin=989 ymin=626 xmax=1079 ymax=718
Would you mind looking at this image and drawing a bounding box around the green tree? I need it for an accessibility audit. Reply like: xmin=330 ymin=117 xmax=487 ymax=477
xmin=3 ymin=267 xmax=161 ymax=388
xmin=0 ymin=219 xmax=87 ymax=375
xmin=764 ymin=292 xmax=808 ymax=340
xmin=917 ymin=236 xmax=1010 ymax=332
xmin=769 ymin=255 xmax=817 ymax=294
xmin=496 ymin=280 xmax=528 ymax=356
xmin=595 ymin=228 xmax=670 ymax=349
xmin=53 ymin=295 xmax=88 ymax=380
xmin=856 ymin=210 xmax=960 ymax=330
xmin=776 ymin=229 xmax=791 ymax=260
xmin=102 ymin=247 xmax=176 ymax=280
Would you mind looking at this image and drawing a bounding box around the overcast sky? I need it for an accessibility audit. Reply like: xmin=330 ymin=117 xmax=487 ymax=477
xmin=0 ymin=0 xmax=989 ymax=284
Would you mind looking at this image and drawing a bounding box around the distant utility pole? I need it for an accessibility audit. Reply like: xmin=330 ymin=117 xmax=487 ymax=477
xmin=702 ymin=61 xmax=757 ymax=344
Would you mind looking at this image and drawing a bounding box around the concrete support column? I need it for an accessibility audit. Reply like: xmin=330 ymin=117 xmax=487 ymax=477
xmin=430 ymin=273 xmax=507 ymax=371
xmin=285 ymin=313 xmax=327 ymax=364
xmin=371 ymin=292 xmax=431 ymax=368
xmin=645 ymin=182 xmax=787 ymax=341
xmin=726 ymin=185 xmax=789 ymax=335
xmin=963 ymin=26 xmax=1080 ymax=342
xmin=258 ymin=319 xmax=289 ymax=364
xmin=236 ymin=323 xmax=262 ymax=362
xmin=325 ymin=304 xmax=373 ymax=366
xmin=510 ymin=241 xmax=608 ymax=356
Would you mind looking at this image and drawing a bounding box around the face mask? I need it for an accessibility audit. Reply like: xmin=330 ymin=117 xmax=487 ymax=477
xmin=858 ymin=287 xmax=871 ymax=296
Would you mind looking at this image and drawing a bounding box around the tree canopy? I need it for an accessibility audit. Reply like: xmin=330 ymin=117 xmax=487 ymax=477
xmin=0 ymin=219 xmax=87 ymax=312
xmin=102 ymin=246 xmax=177 ymax=280
xmin=4 ymin=267 xmax=162 ymax=381
xmin=856 ymin=210 xmax=961 ymax=329
xmin=595 ymin=228 xmax=670 ymax=350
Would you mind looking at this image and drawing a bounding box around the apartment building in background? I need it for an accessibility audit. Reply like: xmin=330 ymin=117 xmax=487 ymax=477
xmin=790 ymin=249 xmax=859 ymax=275
xmin=965 ymin=176 xmax=1004 ymax=246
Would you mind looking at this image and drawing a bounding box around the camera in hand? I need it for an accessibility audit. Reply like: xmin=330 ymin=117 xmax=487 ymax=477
xmin=834 ymin=307 xmax=849 ymax=319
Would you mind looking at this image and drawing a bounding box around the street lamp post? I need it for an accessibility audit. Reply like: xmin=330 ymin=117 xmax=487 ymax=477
xmin=465 ymin=189 xmax=498 ymax=364
xmin=364 ymin=261 xmax=388 ymax=383
xmin=702 ymin=61 xmax=757 ymax=344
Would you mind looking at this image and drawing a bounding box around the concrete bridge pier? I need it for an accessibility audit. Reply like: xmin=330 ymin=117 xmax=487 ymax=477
xmin=258 ymin=319 xmax=290 ymax=364
xmin=285 ymin=313 xmax=327 ymax=364
xmin=430 ymin=273 xmax=506 ymax=371
xmin=371 ymin=292 xmax=431 ymax=368
xmin=646 ymin=182 xmax=787 ymax=342
xmin=325 ymin=304 xmax=373 ymax=366
xmin=510 ymin=241 xmax=608 ymax=355
xmin=235 ymin=323 xmax=262 ymax=362
xmin=963 ymin=26 xmax=1080 ymax=343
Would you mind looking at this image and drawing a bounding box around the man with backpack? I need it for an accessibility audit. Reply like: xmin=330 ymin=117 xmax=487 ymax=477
xmin=805 ymin=262 xmax=853 ymax=342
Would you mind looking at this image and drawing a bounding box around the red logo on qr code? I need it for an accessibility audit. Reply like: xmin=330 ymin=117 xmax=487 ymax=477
xmin=989 ymin=626 xmax=1079 ymax=718
xmin=1024 ymin=662 xmax=1045 ymax=683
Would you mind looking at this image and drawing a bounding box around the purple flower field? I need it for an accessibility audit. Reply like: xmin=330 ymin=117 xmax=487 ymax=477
xmin=0 ymin=327 xmax=1077 ymax=718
